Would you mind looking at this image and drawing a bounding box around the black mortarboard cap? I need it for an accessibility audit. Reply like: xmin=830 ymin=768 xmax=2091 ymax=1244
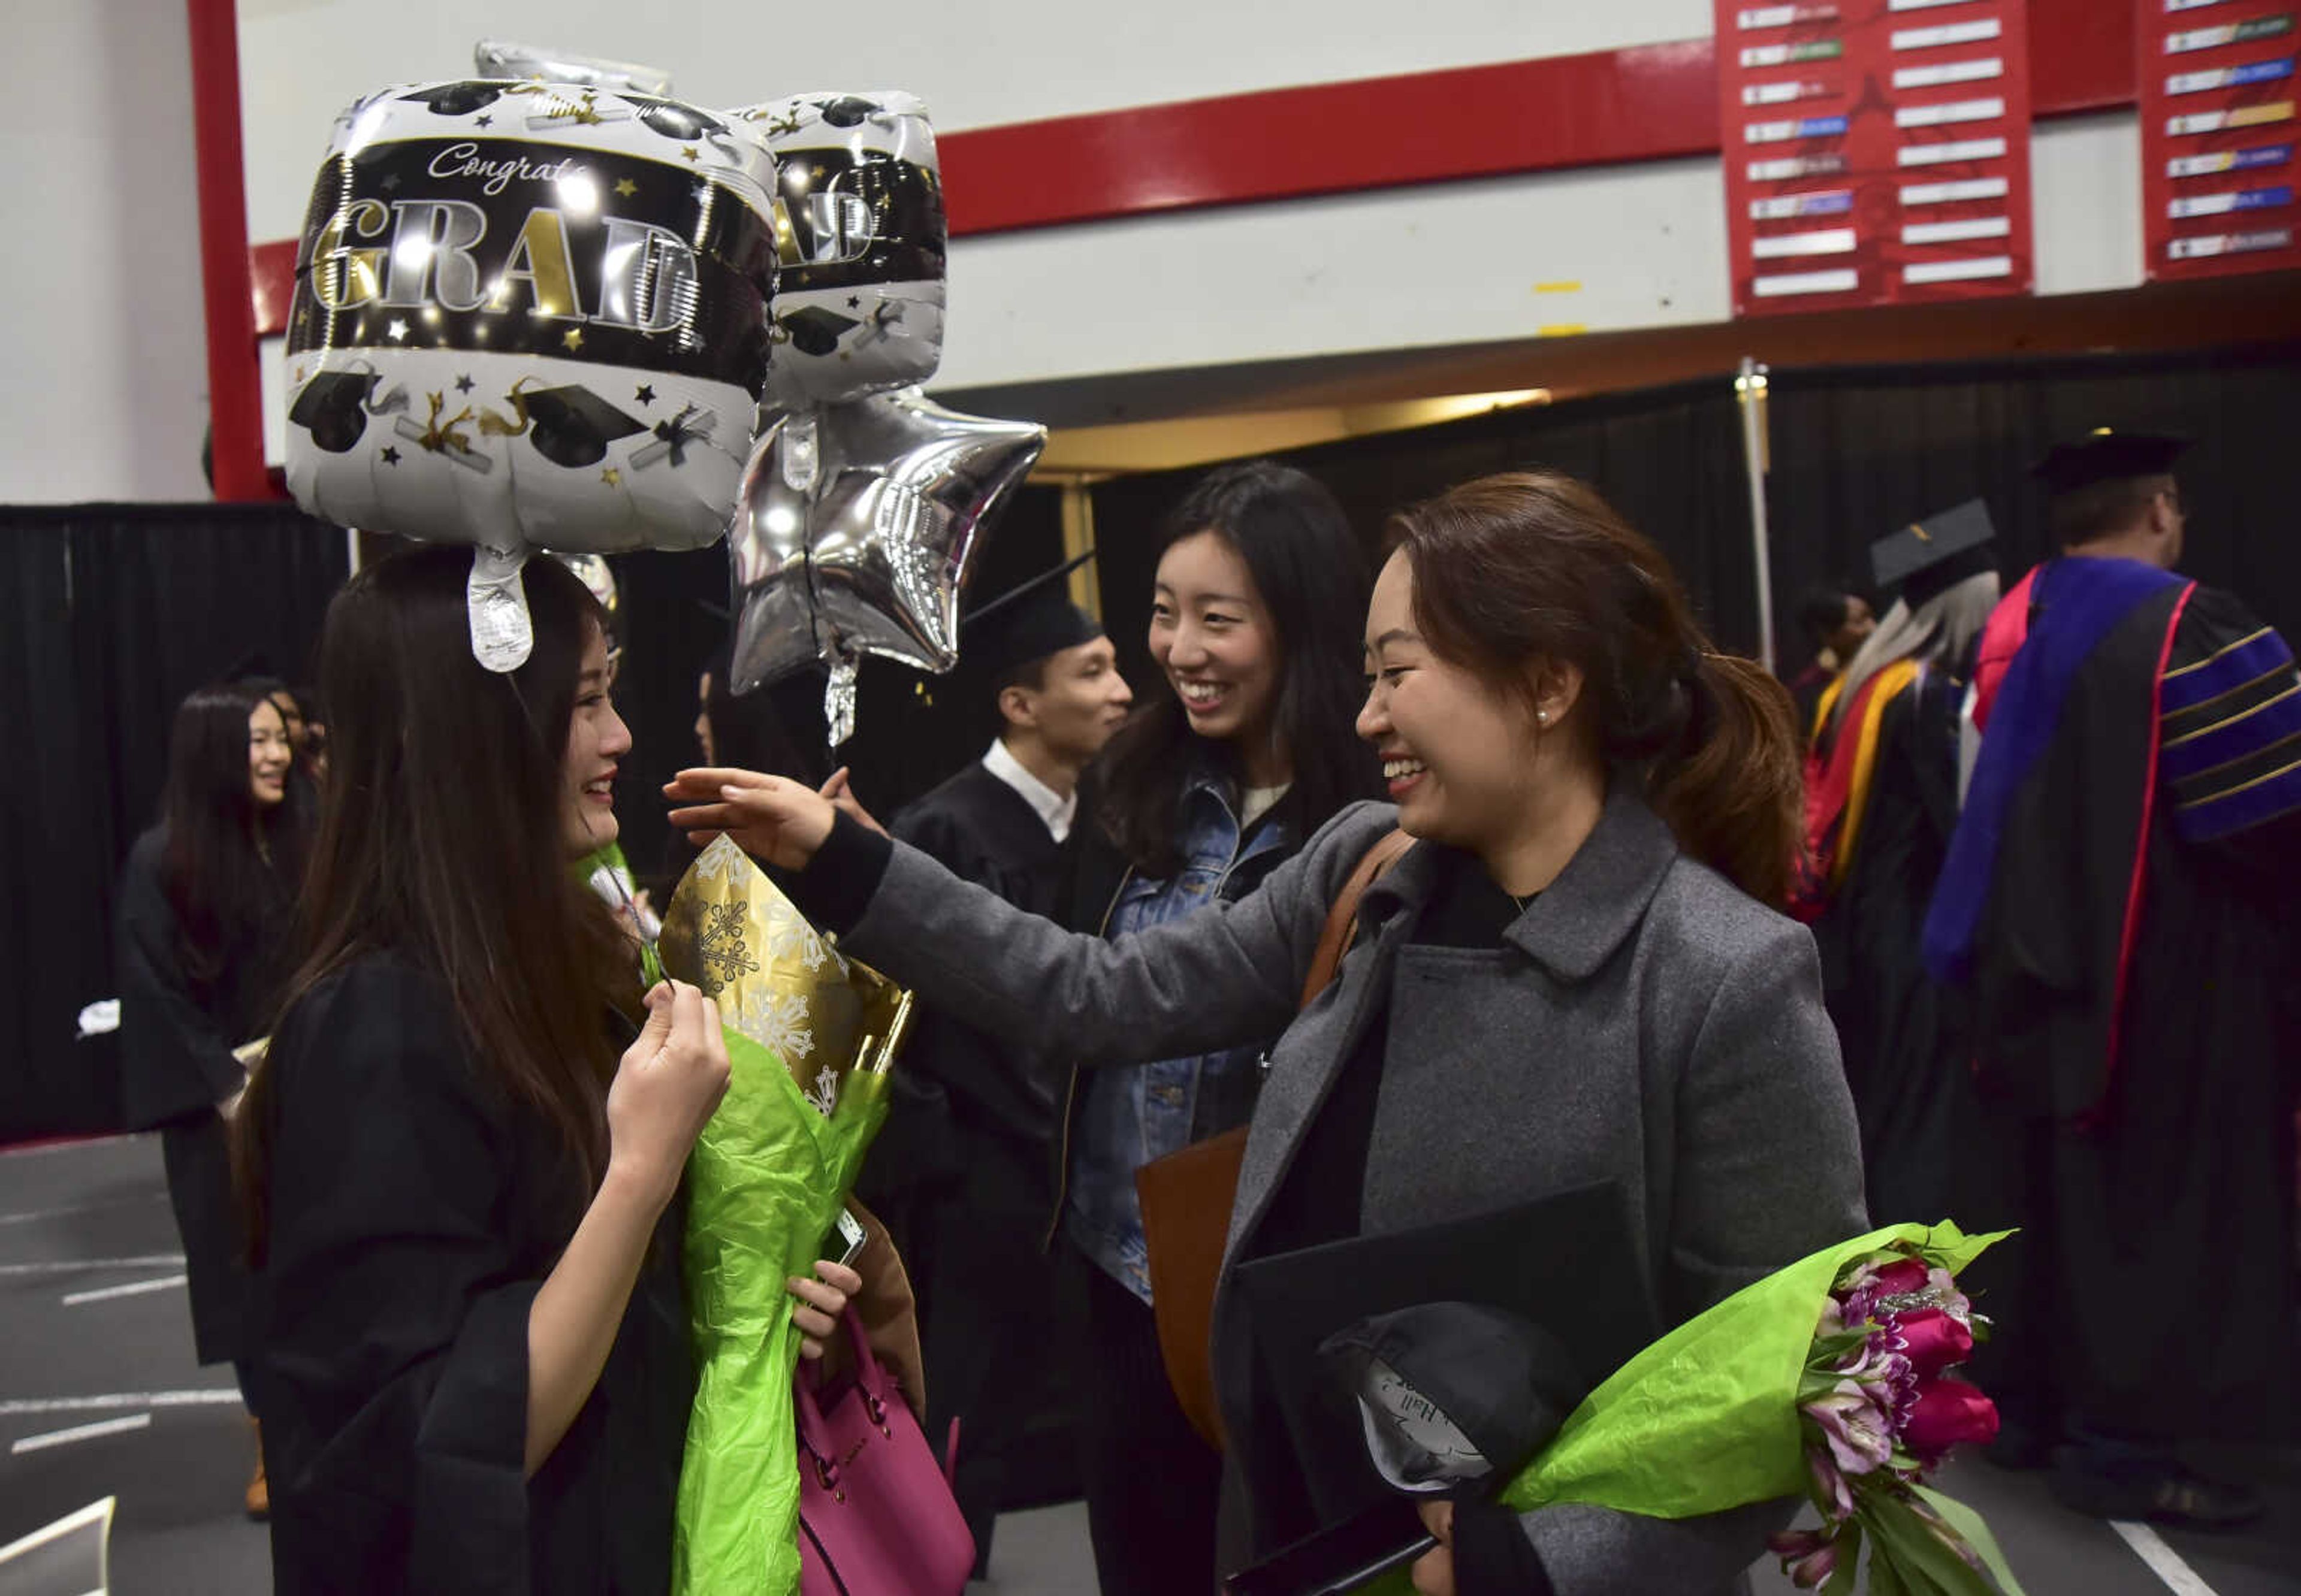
xmin=1230 ymin=1182 xmax=1655 ymax=1532
xmin=962 ymin=551 xmax=1103 ymax=678
xmin=520 ymin=385 xmax=645 ymax=468
xmin=2031 ymin=428 xmax=2191 ymax=496
xmin=1870 ymin=498 xmax=1997 ymax=607
xmin=775 ymin=304 xmax=862 ymax=356
xmin=1318 ymin=1302 xmax=1588 ymax=1493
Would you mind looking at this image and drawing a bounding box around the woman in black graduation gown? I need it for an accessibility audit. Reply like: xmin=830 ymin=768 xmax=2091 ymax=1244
xmin=116 ymin=679 xmax=309 ymax=1511
xmin=234 ymin=548 xmax=856 ymax=1595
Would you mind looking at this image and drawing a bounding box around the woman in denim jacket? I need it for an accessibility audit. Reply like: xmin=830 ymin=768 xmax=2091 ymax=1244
xmin=1053 ymin=461 xmax=1380 ymax=1595
xmin=674 ymin=473 xmax=1863 ymax=1596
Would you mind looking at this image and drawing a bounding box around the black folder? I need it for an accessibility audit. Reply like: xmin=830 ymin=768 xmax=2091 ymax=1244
xmin=1224 ymin=1181 xmax=1659 ymax=1594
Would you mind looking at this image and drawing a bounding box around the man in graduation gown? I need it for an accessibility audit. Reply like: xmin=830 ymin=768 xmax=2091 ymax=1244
xmin=1923 ymin=431 xmax=2300 ymax=1527
xmin=863 ymin=567 xmax=1133 ymax=1571
xmin=1801 ymin=501 xmax=2000 ymax=1225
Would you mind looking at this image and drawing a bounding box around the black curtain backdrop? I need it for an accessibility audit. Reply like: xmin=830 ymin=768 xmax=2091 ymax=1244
xmin=1764 ymin=341 xmax=2301 ymax=668
xmin=2 ymin=504 xmax=348 ymax=1141
xmin=611 ymin=482 xmax=1067 ymax=891
xmin=1084 ymin=380 xmax=1757 ymax=706
xmin=14 ymin=343 xmax=2296 ymax=1137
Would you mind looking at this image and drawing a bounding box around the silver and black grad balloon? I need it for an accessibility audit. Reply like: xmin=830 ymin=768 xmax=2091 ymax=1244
xmin=730 ymin=90 xmax=947 ymax=406
xmin=283 ymin=79 xmax=780 ymax=563
xmin=729 ymin=389 xmax=1046 ymax=743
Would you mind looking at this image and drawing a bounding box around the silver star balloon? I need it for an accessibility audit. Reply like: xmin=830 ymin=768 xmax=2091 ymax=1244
xmin=728 ymin=388 xmax=1046 ymax=742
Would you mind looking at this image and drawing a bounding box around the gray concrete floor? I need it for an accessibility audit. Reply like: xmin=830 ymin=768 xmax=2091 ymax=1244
xmin=2 ymin=1134 xmax=2293 ymax=1594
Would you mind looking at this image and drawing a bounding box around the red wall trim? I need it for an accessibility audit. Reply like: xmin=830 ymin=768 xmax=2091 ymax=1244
xmin=186 ymin=0 xmax=274 ymax=500
xmin=246 ymin=5 xmax=2142 ymax=338
xmin=941 ymin=39 xmax=1718 ymax=236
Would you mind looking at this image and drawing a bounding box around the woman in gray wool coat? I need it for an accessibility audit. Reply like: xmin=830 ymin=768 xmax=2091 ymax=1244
xmin=671 ymin=470 xmax=1869 ymax=1595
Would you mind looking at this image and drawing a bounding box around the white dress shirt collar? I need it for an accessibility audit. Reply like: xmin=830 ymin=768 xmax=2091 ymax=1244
xmin=981 ymin=737 xmax=1077 ymax=843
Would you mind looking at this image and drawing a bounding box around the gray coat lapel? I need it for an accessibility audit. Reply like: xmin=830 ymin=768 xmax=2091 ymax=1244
xmin=1223 ymin=786 xmax=1678 ymax=1261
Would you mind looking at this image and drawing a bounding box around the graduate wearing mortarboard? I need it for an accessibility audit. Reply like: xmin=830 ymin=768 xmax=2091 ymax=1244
xmin=1922 ymin=430 xmax=2301 ymax=1527
xmin=859 ymin=558 xmax=1133 ymax=1574
xmin=1798 ymin=501 xmax=2001 ymax=1229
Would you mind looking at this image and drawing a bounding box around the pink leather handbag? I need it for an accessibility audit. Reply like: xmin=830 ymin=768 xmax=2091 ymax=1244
xmin=796 ymin=1308 xmax=976 ymax=1596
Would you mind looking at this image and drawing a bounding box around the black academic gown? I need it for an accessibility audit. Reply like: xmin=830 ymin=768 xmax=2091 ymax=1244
xmin=860 ymin=758 xmax=1075 ymax=1554
xmin=1941 ymin=574 xmax=2301 ymax=1444
xmin=1809 ymin=661 xmax=1976 ymax=1226
xmin=114 ymin=826 xmax=292 ymax=1367
xmin=250 ymin=956 xmax=691 ymax=1595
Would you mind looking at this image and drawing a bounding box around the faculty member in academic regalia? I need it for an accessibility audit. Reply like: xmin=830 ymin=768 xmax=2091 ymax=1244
xmin=864 ymin=561 xmax=1132 ymax=1574
xmin=1923 ymin=430 xmax=2301 ymax=1527
xmin=116 ymin=679 xmax=310 ymax=1518
xmin=1800 ymin=502 xmax=1999 ymax=1224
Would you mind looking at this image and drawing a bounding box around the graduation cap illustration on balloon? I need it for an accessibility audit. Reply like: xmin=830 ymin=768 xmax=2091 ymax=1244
xmin=479 ymin=379 xmax=648 ymax=469
xmin=813 ymin=95 xmax=887 ymax=129
xmin=621 ymin=93 xmax=728 ymax=142
xmin=774 ymin=305 xmax=863 ymax=357
xmin=288 ymin=367 xmax=407 ymax=454
xmin=400 ymin=81 xmax=506 ymax=118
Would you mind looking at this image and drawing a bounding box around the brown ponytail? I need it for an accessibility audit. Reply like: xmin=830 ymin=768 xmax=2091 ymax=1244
xmin=1659 ymin=652 xmax=1802 ymax=906
xmin=1388 ymin=472 xmax=1802 ymax=906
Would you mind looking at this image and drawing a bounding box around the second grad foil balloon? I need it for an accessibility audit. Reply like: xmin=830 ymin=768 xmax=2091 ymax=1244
xmin=732 ymin=91 xmax=946 ymax=407
xmin=284 ymin=81 xmax=778 ymax=553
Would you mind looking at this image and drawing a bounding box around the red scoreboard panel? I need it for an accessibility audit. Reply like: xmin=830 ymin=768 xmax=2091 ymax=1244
xmin=2139 ymin=0 xmax=2300 ymax=279
xmin=1720 ymin=0 xmax=2036 ymax=316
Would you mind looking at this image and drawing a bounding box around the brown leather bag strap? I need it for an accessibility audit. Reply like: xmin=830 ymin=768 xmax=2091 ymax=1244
xmin=1298 ymin=828 xmax=1414 ymax=1008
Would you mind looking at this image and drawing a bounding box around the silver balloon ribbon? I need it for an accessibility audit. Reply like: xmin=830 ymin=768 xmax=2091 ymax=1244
xmin=823 ymin=655 xmax=859 ymax=748
xmin=467 ymin=546 xmax=535 ymax=672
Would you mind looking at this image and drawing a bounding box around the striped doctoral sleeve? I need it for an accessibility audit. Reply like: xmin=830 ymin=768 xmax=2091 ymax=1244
xmin=2160 ymin=623 xmax=2301 ymax=842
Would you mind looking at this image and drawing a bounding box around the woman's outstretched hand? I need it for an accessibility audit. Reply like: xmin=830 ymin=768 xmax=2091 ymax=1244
xmin=665 ymin=767 xmax=838 ymax=870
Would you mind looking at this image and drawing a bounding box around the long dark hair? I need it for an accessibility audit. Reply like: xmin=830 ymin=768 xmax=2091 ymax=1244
xmin=1388 ymin=472 xmax=1802 ymax=905
xmin=235 ymin=547 xmax=632 ymax=1257
xmin=1097 ymin=461 xmax=1379 ymax=876
xmin=159 ymin=682 xmax=309 ymax=987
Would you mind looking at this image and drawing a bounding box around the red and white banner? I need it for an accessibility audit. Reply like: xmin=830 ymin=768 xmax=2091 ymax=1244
xmin=1719 ymin=0 xmax=2034 ymax=316
xmin=2138 ymin=0 xmax=2300 ymax=280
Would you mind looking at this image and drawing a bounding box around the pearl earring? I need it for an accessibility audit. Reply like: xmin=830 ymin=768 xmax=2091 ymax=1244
xmin=1538 ymin=710 xmax=1550 ymax=724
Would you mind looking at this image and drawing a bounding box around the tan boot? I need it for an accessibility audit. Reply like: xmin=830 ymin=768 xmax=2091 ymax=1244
xmin=246 ymin=1416 xmax=269 ymax=1520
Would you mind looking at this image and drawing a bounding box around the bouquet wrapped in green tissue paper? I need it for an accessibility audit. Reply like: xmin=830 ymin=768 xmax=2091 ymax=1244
xmin=1362 ymin=1222 xmax=2022 ymax=1596
xmin=659 ymin=836 xmax=913 ymax=1596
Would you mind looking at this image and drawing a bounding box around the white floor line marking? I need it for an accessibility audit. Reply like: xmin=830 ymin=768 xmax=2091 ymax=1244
xmin=2109 ymin=1521 xmax=2222 ymax=1596
xmin=0 ymin=1254 xmax=185 ymax=1277
xmin=61 ymin=1272 xmax=186 ymax=1306
xmin=0 ymin=1192 xmax=167 ymax=1225
xmin=0 ymin=1389 xmax=240 ymax=1417
xmin=10 ymin=1412 xmax=152 ymax=1455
